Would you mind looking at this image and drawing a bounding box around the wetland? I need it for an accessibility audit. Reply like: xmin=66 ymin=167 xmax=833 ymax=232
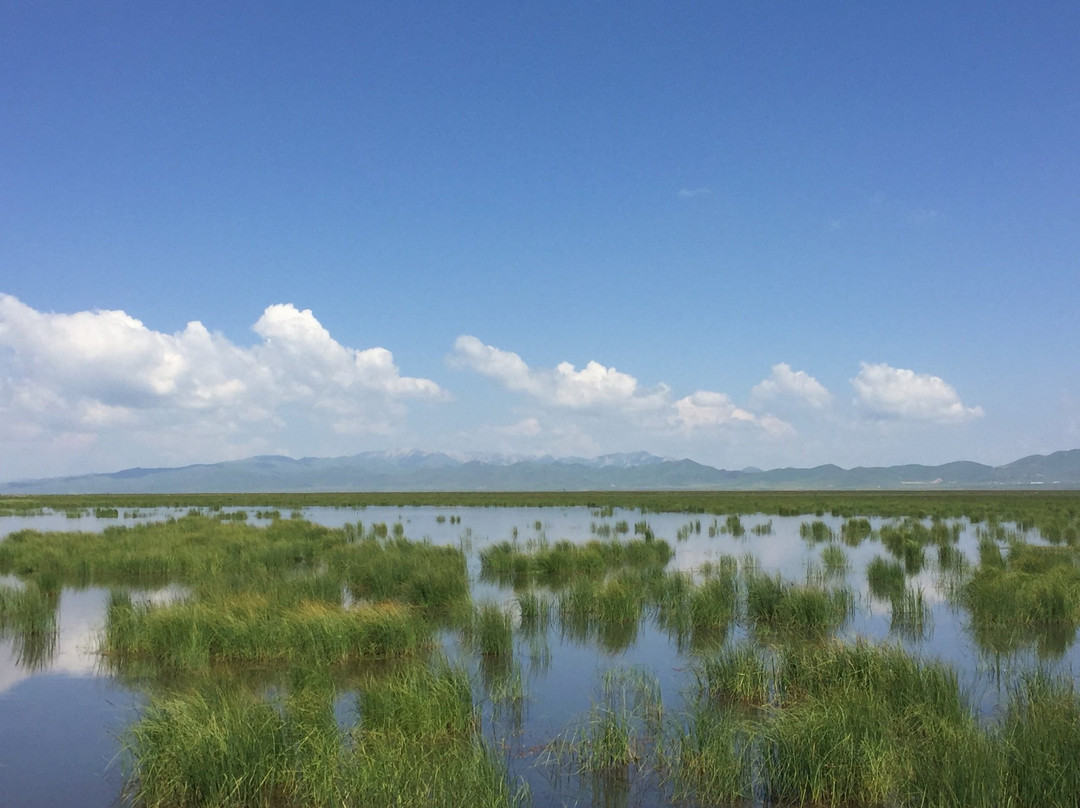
xmin=1 ymin=491 xmax=1079 ymax=807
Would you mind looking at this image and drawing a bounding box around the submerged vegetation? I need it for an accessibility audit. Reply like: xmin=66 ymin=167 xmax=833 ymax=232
xmin=2 ymin=490 xmax=1080 ymax=807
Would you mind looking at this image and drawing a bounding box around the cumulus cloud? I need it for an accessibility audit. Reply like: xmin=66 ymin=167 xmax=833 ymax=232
xmin=254 ymin=304 xmax=441 ymax=399
xmin=751 ymin=363 xmax=832 ymax=409
xmin=672 ymin=392 xmax=795 ymax=436
xmin=451 ymin=335 xmax=669 ymax=413
xmin=0 ymin=295 xmax=446 ymax=473
xmin=851 ymin=362 xmax=984 ymax=423
xmin=450 ymin=335 xmax=789 ymax=435
xmin=672 ymin=392 xmax=754 ymax=429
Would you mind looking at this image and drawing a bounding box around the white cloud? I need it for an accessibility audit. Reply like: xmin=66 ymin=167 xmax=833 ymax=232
xmin=0 ymin=295 xmax=446 ymax=476
xmin=851 ymin=362 xmax=984 ymax=423
xmin=450 ymin=335 xmax=789 ymax=435
xmin=751 ymin=363 xmax=832 ymax=408
xmin=450 ymin=335 xmax=669 ymax=413
xmin=678 ymin=187 xmax=711 ymax=198
xmin=672 ymin=392 xmax=795 ymax=436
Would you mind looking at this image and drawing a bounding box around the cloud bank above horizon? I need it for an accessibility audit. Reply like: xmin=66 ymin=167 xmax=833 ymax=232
xmin=0 ymin=295 xmax=993 ymax=480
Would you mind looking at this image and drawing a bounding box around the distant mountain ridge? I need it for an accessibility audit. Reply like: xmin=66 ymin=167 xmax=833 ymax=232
xmin=2 ymin=449 xmax=1079 ymax=494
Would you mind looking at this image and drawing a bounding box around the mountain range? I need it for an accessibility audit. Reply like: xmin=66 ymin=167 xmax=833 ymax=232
xmin=2 ymin=449 xmax=1079 ymax=494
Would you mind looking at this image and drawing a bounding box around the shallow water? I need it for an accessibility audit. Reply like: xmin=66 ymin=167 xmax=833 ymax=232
xmin=0 ymin=505 xmax=1075 ymax=807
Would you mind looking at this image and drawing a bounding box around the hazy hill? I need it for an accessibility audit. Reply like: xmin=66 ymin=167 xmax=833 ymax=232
xmin=2 ymin=449 xmax=1079 ymax=494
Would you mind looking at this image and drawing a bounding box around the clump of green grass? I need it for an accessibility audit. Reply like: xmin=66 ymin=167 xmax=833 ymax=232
xmin=684 ymin=571 xmax=739 ymax=649
xmin=214 ymin=509 xmax=248 ymax=521
xmin=820 ymin=543 xmax=848 ymax=575
xmin=514 ymin=590 xmax=551 ymax=635
xmin=890 ymin=586 xmax=932 ymax=640
xmin=762 ymin=641 xmax=984 ymax=807
xmin=670 ymin=705 xmax=753 ymax=805
xmin=698 ymin=643 xmax=771 ymax=705
xmin=652 ymin=570 xmax=693 ymax=642
xmin=745 ymin=573 xmax=851 ymax=636
xmin=126 ymin=660 xmax=523 ymax=808
xmin=799 ymin=520 xmax=835 ymax=543
xmin=1000 ymin=671 xmax=1080 ymax=806
xmin=880 ymin=518 xmax=935 ymax=574
xmin=867 ymin=555 xmax=906 ymax=602
xmin=358 ymin=660 xmax=477 ymax=739
xmin=750 ymin=519 xmax=773 ymax=536
xmin=480 ymin=537 xmax=672 ymax=590
xmin=0 ymin=581 xmax=59 ymax=669
xmin=0 ymin=516 xmax=343 ymax=586
xmin=104 ymin=592 xmax=431 ymax=671
xmin=125 ymin=685 xmax=295 ymax=808
xmin=937 ymin=541 xmax=968 ymax=573
xmin=675 ymin=638 xmax=1017 ymax=808
xmin=722 ymin=514 xmax=745 ymax=537
xmin=840 ymin=517 xmax=872 ymax=545
xmin=962 ymin=543 xmax=1080 ymax=631
xmin=466 ymin=601 xmax=514 ymax=658
xmin=557 ymin=575 xmax=644 ymax=651
xmin=778 ymin=640 xmax=966 ymax=719
xmin=339 ymin=535 xmax=469 ymax=614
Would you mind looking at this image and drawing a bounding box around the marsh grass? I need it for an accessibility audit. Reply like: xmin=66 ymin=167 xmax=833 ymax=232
xmin=698 ymin=643 xmax=771 ymax=705
xmin=799 ymin=520 xmax=834 ymax=543
xmin=867 ymin=555 xmax=906 ymax=602
xmin=9 ymin=493 xmax=1080 ymax=806
xmin=479 ymin=537 xmax=672 ymax=590
xmin=722 ymin=514 xmax=745 ymax=537
xmin=1001 ymin=671 xmax=1080 ymax=806
xmin=761 ymin=641 xmax=987 ymax=807
xmin=104 ymin=591 xmax=431 ymax=671
xmin=0 ymin=516 xmax=343 ymax=586
xmin=358 ymin=660 xmax=477 ymax=739
xmin=125 ymin=685 xmax=295 ymax=808
xmin=684 ymin=570 xmax=739 ymax=649
xmin=338 ymin=536 xmax=469 ymax=614
xmin=889 ymin=586 xmax=932 ymax=640
xmin=545 ymin=667 xmax=663 ymax=804
xmin=963 ymin=542 xmax=1080 ymax=631
xmin=0 ymin=581 xmax=59 ymax=668
xmin=514 ymin=590 xmax=551 ymax=635
xmin=467 ymin=601 xmax=514 ymax=658
xmin=556 ymin=575 xmax=644 ymax=651
xmin=840 ymin=517 xmax=872 ymax=545
xmin=485 ymin=658 xmax=528 ymax=730
xmin=673 ymin=639 xmax=1026 ymax=808
xmin=880 ymin=518 xmax=936 ymax=574
xmin=125 ymin=659 xmax=524 ymax=808
xmin=937 ymin=541 xmax=968 ymax=573
xmin=670 ymin=704 xmax=753 ymax=805
xmin=820 ymin=542 xmax=848 ymax=576
xmin=745 ymin=573 xmax=852 ymax=636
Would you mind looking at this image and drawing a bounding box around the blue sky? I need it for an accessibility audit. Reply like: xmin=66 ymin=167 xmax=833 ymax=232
xmin=2 ymin=2 xmax=1078 ymax=481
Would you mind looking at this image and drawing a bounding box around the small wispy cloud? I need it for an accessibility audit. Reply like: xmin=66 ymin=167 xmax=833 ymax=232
xmin=677 ymin=187 xmax=711 ymax=198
